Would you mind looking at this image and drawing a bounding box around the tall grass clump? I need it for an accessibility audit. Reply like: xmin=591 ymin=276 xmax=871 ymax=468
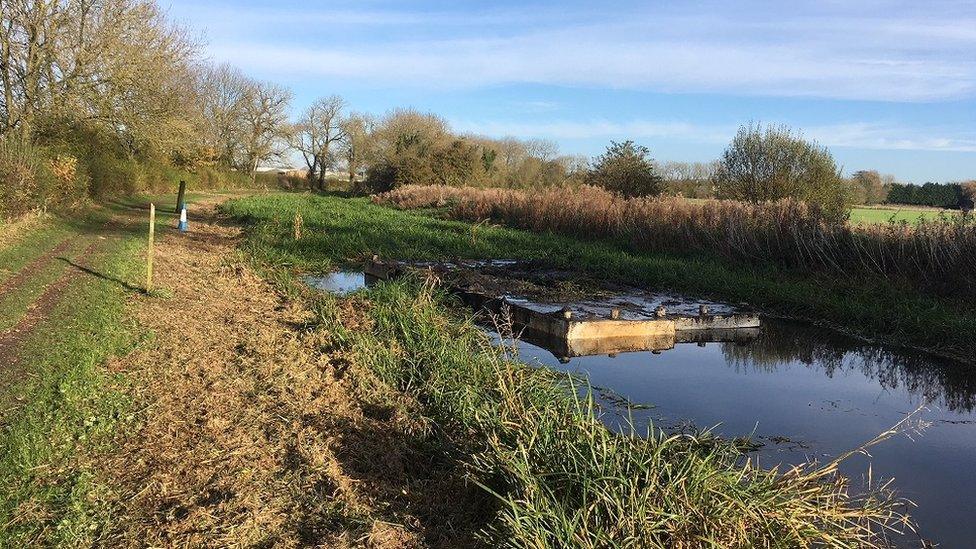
xmin=347 ymin=277 xmax=908 ymax=547
xmin=376 ymin=185 xmax=976 ymax=303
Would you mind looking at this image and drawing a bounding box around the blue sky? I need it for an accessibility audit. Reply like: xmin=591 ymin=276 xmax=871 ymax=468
xmin=166 ymin=0 xmax=975 ymax=182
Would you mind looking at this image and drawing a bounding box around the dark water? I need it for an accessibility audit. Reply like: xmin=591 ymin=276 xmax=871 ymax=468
xmin=501 ymin=320 xmax=976 ymax=548
xmin=303 ymin=272 xmax=974 ymax=545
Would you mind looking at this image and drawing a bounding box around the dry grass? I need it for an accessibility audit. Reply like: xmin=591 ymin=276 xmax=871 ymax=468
xmin=96 ymin=201 xmax=488 ymax=547
xmin=376 ymin=185 xmax=976 ymax=303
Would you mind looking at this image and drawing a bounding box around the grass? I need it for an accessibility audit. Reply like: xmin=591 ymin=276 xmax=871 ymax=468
xmin=223 ymin=192 xmax=976 ymax=362
xmin=849 ymin=206 xmax=959 ymax=225
xmin=0 ymin=212 xmax=145 ymax=546
xmin=224 ymin=192 xmax=914 ymax=546
xmin=0 ymin=218 xmax=74 ymax=286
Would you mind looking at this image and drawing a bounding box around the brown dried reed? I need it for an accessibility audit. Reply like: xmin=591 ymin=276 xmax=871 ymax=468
xmin=376 ymin=185 xmax=976 ymax=302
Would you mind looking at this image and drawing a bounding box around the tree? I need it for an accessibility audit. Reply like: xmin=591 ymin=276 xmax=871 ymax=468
xmin=341 ymin=112 xmax=374 ymax=187
xmin=1 ymin=0 xmax=197 ymax=152
xmin=365 ymin=109 xmax=451 ymax=192
xmin=290 ymin=95 xmax=346 ymax=191
xmin=850 ymin=170 xmax=888 ymax=205
xmin=659 ymin=160 xmax=719 ymax=198
xmin=239 ymin=81 xmax=292 ymax=184
xmin=587 ymin=140 xmax=662 ymax=197
xmin=196 ymin=64 xmax=252 ymax=168
xmin=716 ymin=124 xmax=849 ymax=221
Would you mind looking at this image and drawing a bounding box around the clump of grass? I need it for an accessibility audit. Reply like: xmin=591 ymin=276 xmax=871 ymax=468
xmin=376 ymin=185 xmax=976 ymax=304
xmin=347 ymin=276 xmax=910 ymax=547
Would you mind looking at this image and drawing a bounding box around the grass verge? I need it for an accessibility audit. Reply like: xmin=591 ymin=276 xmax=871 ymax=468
xmin=0 ymin=209 xmax=143 ymax=545
xmin=225 ymin=192 xmax=912 ymax=547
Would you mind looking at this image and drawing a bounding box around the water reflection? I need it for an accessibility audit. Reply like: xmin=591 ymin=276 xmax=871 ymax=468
xmin=721 ymin=321 xmax=976 ymax=413
xmin=500 ymin=319 xmax=976 ymax=547
xmin=302 ymin=271 xmax=367 ymax=295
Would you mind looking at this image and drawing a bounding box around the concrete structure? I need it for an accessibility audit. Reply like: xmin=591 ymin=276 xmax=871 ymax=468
xmin=364 ymin=258 xmax=761 ymax=358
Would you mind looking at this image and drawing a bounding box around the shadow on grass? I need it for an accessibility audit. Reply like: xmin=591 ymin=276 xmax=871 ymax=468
xmin=57 ymin=256 xmax=145 ymax=294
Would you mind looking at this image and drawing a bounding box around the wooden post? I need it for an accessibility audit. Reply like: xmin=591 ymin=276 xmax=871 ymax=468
xmin=147 ymin=203 xmax=155 ymax=293
xmin=175 ymin=180 xmax=186 ymax=214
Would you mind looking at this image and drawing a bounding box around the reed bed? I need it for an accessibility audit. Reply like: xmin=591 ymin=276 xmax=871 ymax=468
xmin=376 ymin=185 xmax=976 ymax=303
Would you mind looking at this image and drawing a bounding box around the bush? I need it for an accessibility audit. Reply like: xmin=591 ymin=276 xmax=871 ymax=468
xmin=587 ymin=141 xmax=662 ymax=197
xmin=716 ymin=124 xmax=850 ymax=221
xmin=0 ymin=137 xmax=87 ymax=217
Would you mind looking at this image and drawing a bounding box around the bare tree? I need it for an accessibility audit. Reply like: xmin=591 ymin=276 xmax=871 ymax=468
xmin=341 ymin=111 xmax=374 ymax=187
xmin=290 ymin=95 xmax=346 ymax=191
xmin=239 ymin=81 xmax=292 ymax=184
xmin=196 ymin=63 xmax=252 ymax=167
xmin=524 ymin=138 xmax=559 ymax=162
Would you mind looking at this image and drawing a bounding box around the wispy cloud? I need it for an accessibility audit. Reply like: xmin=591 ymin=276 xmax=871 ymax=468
xmin=450 ymin=118 xmax=976 ymax=153
xmin=192 ymin=1 xmax=976 ymax=102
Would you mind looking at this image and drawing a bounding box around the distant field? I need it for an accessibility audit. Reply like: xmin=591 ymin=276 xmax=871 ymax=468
xmin=849 ymin=206 xmax=959 ymax=225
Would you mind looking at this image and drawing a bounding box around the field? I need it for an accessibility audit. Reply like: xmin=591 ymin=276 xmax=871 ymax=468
xmin=849 ymin=205 xmax=960 ymax=225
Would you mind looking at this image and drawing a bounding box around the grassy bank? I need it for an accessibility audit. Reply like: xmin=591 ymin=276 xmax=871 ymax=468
xmin=225 ymin=192 xmax=976 ymax=362
xmin=223 ymin=192 xmax=911 ymax=546
xmin=0 ymin=201 xmax=173 ymax=545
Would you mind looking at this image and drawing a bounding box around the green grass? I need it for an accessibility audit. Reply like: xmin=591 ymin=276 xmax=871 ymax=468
xmin=0 ymin=221 xmax=74 ymax=286
xmin=849 ymin=205 xmax=959 ymax=225
xmin=227 ymin=195 xmax=909 ymax=547
xmin=0 ymin=200 xmax=167 ymax=545
xmin=223 ymin=193 xmax=976 ymax=362
xmin=0 ymin=234 xmax=97 ymax=332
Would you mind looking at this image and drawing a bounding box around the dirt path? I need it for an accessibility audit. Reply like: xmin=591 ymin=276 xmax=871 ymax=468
xmin=96 ymin=199 xmax=484 ymax=547
xmin=0 ymin=236 xmax=78 ymax=298
xmin=0 ymin=239 xmax=100 ymax=375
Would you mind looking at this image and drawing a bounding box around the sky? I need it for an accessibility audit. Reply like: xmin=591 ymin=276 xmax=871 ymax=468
xmin=164 ymin=0 xmax=975 ymax=183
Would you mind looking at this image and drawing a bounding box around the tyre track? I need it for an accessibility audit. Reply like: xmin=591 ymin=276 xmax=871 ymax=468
xmin=0 ymin=239 xmax=101 ymax=371
xmin=0 ymin=236 xmax=78 ymax=299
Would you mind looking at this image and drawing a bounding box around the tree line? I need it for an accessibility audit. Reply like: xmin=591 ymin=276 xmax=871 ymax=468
xmin=1 ymin=0 xmax=971 ymax=220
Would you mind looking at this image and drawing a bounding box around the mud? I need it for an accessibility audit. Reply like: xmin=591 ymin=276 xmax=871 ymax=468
xmin=380 ymin=259 xmax=747 ymax=320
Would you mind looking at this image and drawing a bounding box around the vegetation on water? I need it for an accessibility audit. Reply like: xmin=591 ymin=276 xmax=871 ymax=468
xmin=0 ymin=209 xmax=145 ymax=545
xmin=227 ymin=194 xmax=911 ymax=547
xmin=226 ymin=192 xmax=976 ymax=362
xmin=377 ymin=185 xmax=976 ymax=309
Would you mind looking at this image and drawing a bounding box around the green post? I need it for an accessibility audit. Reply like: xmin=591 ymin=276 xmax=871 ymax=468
xmin=175 ymin=180 xmax=186 ymax=214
